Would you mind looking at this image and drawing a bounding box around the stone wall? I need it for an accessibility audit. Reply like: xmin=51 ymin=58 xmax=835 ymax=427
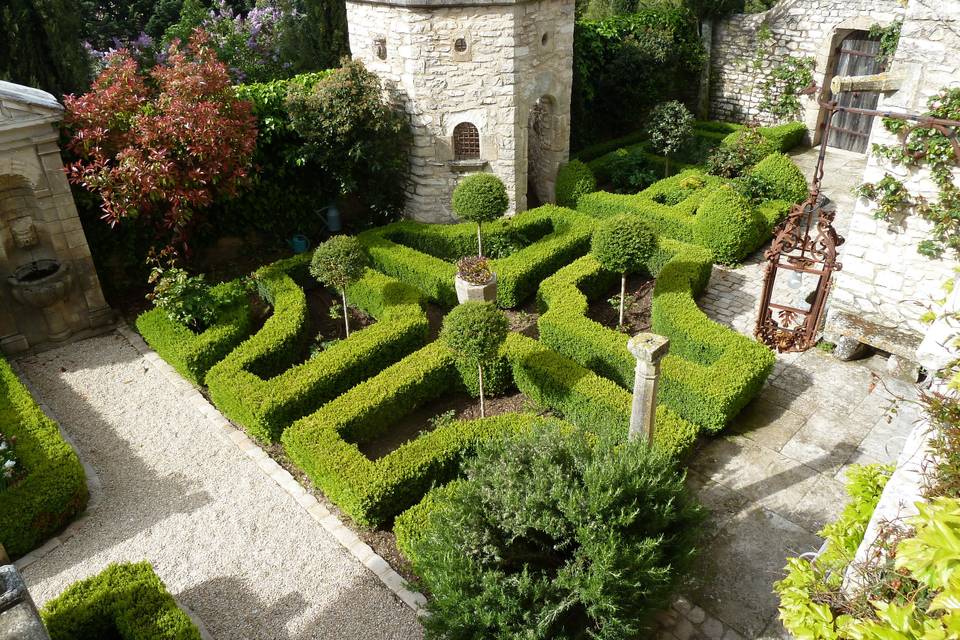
xmin=709 ymin=0 xmax=903 ymax=134
xmin=346 ymin=0 xmax=574 ymax=223
xmin=825 ymin=0 xmax=960 ymax=363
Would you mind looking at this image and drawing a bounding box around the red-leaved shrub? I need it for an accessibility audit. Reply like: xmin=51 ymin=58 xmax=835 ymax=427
xmin=64 ymin=31 xmax=257 ymax=252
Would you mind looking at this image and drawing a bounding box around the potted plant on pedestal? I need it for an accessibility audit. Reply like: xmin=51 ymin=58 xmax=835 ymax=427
xmin=451 ymin=173 xmax=508 ymax=304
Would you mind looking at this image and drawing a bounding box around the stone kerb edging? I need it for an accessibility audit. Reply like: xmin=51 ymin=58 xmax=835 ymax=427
xmin=114 ymin=324 xmax=429 ymax=615
xmin=11 ymin=367 xmax=103 ymax=574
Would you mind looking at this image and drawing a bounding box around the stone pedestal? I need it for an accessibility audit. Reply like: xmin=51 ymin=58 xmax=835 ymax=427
xmin=627 ymin=333 xmax=670 ymax=444
xmin=0 ymin=565 xmax=50 ymax=640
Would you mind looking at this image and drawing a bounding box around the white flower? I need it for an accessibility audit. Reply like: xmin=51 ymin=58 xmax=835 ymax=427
xmin=3 ymin=459 xmax=15 ymax=469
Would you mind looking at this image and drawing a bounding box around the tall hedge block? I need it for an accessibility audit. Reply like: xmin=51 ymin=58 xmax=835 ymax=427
xmin=555 ymin=159 xmax=597 ymax=207
xmin=693 ymin=186 xmax=765 ymax=265
xmin=750 ymin=153 xmax=809 ymax=204
xmin=0 ymin=358 xmax=87 ymax=559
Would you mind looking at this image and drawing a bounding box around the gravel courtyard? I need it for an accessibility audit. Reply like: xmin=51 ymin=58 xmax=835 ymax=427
xmin=14 ymin=332 xmax=423 ymax=640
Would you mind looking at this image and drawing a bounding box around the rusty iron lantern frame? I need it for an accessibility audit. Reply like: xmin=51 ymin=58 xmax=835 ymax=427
xmin=755 ymin=99 xmax=960 ymax=353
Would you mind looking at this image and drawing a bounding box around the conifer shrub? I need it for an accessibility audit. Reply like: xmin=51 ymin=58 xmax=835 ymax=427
xmin=406 ymin=422 xmax=704 ymax=639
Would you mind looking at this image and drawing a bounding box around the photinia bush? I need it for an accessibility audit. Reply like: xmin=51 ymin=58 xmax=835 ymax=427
xmin=64 ymin=30 xmax=258 ymax=253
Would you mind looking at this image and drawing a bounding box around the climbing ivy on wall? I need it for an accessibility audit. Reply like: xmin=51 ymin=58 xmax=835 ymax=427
xmin=856 ymin=87 xmax=960 ymax=259
xmin=868 ymin=19 xmax=903 ymax=69
xmin=758 ymin=56 xmax=814 ymax=122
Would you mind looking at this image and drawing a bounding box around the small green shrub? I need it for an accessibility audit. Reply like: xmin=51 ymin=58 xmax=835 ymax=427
xmin=441 ymin=302 xmax=509 ymax=416
xmin=592 ymin=215 xmax=657 ymax=325
xmin=0 ymin=358 xmax=87 ymax=558
xmin=146 ymin=262 xmax=220 ymax=332
xmin=750 ymin=152 xmax=809 ymax=204
xmin=404 ymin=422 xmax=704 ymax=638
xmin=555 ymin=160 xmax=597 ymax=207
xmin=760 ymin=122 xmax=807 ymax=152
xmin=452 ymin=173 xmax=509 ymax=256
xmin=693 ymin=185 xmax=765 ymax=264
xmin=311 ymin=235 xmax=369 ymax=336
xmin=647 ymin=100 xmax=695 ymax=176
xmin=708 ymin=127 xmax=778 ymax=178
xmin=608 ymin=147 xmax=659 ymax=193
xmin=41 ymin=562 xmax=201 ymax=640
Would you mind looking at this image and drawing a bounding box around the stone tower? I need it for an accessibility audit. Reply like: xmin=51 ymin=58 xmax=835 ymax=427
xmin=345 ymin=0 xmax=575 ymax=223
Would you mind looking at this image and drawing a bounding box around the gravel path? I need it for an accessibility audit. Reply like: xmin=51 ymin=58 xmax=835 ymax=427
xmin=16 ymin=332 xmax=424 ymax=640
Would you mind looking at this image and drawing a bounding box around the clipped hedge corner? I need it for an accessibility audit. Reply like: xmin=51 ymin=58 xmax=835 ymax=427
xmin=41 ymin=561 xmax=201 ymax=640
xmin=555 ymin=160 xmax=597 ymax=208
xmin=0 ymin=358 xmax=87 ymax=559
xmin=750 ymin=152 xmax=809 ymax=204
xmin=693 ymin=185 xmax=765 ymax=265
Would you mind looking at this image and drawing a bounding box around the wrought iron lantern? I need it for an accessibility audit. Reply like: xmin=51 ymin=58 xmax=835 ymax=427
xmin=755 ymin=97 xmax=960 ymax=353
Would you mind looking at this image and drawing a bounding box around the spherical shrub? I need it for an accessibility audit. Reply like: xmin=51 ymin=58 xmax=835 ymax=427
xmin=693 ymin=185 xmax=765 ymax=265
xmin=646 ymin=100 xmax=695 ymax=158
xmin=452 ymin=173 xmax=509 ymax=223
xmin=749 ymin=152 xmax=809 ymax=204
xmin=440 ymin=301 xmax=509 ymax=365
xmin=310 ymin=235 xmax=368 ymax=291
xmin=555 ymin=159 xmax=597 ymax=207
xmin=591 ymin=214 xmax=657 ymax=275
xmin=408 ymin=422 xmax=704 ymax=639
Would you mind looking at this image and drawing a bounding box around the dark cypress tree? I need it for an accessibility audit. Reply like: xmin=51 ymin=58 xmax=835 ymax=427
xmin=0 ymin=0 xmax=90 ymax=96
xmin=285 ymin=0 xmax=351 ymax=72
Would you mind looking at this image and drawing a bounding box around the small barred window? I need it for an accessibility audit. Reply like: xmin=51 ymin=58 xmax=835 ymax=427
xmin=453 ymin=122 xmax=480 ymax=160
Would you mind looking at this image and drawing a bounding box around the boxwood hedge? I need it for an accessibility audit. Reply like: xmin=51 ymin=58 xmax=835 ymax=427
xmin=0 ymin=358 xmax=87 ymax=559
xmin=281 ymin=333 xmax=698 ymax=527
xmin=537 ymin=237 xmax=774 ymax=432
xmin=206 ymin=259 xmax=429 ymax=443
xmin=135 ymin=280 xmax=253 ymax=386
xmin=358 ymin=205 xmax=595 ymax=308
xmin=41 ymin=561 xmax=200 ymax=640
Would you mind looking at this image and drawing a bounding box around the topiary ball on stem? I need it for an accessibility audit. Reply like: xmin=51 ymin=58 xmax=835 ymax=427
xmin=646 ymin=100 xmax=694 ymax=177
xmin=310 ymin=235 xmax=369 ymax=337
xmin=440 ymin=301 xmax=509 ymax=417
xmin=452 ymin=173 xmax=509 ymax=257
xmin=408 ymin=422 xmax=705 ymax=639
xmin=591 ymin=215 xmax=657 ymax=327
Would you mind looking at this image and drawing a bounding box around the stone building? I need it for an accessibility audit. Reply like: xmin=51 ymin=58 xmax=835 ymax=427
xmin=708 ymin=0 xmax=904 ymax=149
xmin=824 ymin=0 xmax=960 ymax=371
xmin=345 ymin=0 xmax=575 ymax=222
xmin=0 ymin=82 xmax=112 ymax=353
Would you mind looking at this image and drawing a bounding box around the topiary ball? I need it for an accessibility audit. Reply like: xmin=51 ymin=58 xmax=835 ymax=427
xmin=555 ymin=160 xmax=597 ymax=207
xmin=591 ymin=214 xmax=657 ymax=275
xmin=440 ymin=301 xmax=509 ymax=365
xmin=452 ymin=173 xmax=509 ymax=223
xmin=693 ymin=185 xmax=765 ymax=265
xmin=407 ymin=422 xmax=704 ymax=638
xmin=749 ymin=153 xmax=809 ymax=204
xmin=310 ymin=235 xmax=369 ymax=290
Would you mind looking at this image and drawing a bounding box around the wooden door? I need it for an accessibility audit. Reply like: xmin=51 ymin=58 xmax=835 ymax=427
xmin=825 ymin=32 xmax=883 ymax=153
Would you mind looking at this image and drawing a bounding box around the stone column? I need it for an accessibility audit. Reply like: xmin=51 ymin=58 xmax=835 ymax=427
xmin=0 ymin=565 xmax=51 ymax=640
xmin=627 ymin=333 xmax=670 ymax=444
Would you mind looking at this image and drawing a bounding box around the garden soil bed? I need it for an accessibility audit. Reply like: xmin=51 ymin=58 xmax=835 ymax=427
xmin=425 ymin=297 xmax=540 ymax=341
xmin=586 ymin=274 xmax=654 ymax=335
xmin=303 ymin=285 xmax=375 ymax=358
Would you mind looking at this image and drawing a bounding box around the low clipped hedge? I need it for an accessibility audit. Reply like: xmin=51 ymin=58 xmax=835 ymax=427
xmin=41 ymin=562 xmax=200 ymax=640
xmin=135 ymin=281 xmax=253 ymax=385
xmin=0 ymin=358 xmax=87 ymax=558
xmin=759 ymin=121 xmax=808 ymax=152
xmin=358 ymin=205 xmax=594 ymax=308
xmin=537 ymin=238 xmax=775 ymax=433
xmin=577 ymin=168 xmax=792 ymax=265
xmin=282 ymin=333 xmax=698 ymax=527
xmin=207 ymin=261 xmax=429 ymax=443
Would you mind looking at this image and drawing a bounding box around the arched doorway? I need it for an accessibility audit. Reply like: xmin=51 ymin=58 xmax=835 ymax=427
xmin=822 ymin=30 xmax=884 ymax=153
xmin=526 ymin=95 xmax=556 ymax=209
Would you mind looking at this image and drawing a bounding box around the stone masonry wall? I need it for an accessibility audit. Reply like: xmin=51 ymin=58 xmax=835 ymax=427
xmin=346 ymin=0 xmax=574 ymax=223
xmin=825 ymin=0 xmax=960 ymax=360
xmin=709 ymin=0 xmax=903 ymax=133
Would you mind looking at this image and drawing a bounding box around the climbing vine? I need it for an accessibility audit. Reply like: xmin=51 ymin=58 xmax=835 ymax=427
xmin=758 ymin=56 xmax=815 ymax=121
xmin=856 ymin=87 xmax=960 ymax=258
xmin=868 ymin=19 xmax=903 ymax=69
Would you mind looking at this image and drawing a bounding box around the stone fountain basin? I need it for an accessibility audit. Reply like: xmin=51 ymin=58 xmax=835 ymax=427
xmin=8 ymin=259 xmax=73 ymax=309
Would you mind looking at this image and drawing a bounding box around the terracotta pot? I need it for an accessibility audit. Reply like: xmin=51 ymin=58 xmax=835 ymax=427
xmin=455 ymin=272 xmax=497 ymax=304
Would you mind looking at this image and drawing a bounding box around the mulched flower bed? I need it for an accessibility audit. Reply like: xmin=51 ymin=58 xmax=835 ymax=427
xmin=586 ymin=274 xmax=655 ymax=334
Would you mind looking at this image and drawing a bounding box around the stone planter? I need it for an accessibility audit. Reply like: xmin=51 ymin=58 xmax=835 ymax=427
xmin=455 ymin=273 xmax=497 ymax=304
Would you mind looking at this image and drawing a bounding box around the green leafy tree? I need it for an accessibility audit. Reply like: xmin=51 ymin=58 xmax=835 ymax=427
xmin=451 ymin=173 xmax=509 ymax=257
xmin=409 ymin=422 xmax=704 ymax=638
xmin=0 ymin=0 xmax=90 ymax=96
xmin=287 ymin=59 xmax=411 ymax=223
xmin=646 ymin=100 xmax=695 ymax=177
xmin=592 ymin=215 xmax=656 ymax=326
xmin=440 ymin=302 xmax=509 ymax=417
xmin=310 ymin=235 xmax=369 ymax=337
xmin=285 ymin=0 xmax=350 ymax=72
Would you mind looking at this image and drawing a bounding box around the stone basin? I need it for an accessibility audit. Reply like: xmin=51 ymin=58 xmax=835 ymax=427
xmin=8 ymin=259 xmax=72 ymax=310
